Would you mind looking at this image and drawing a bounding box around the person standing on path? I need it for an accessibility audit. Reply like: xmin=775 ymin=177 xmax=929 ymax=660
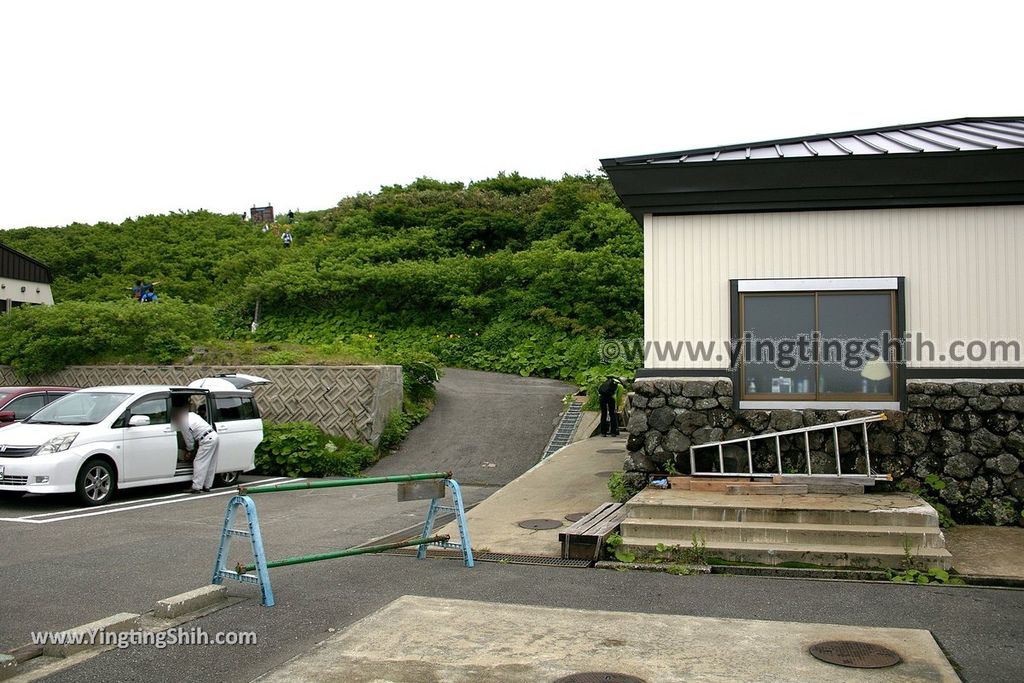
xmin=598 ymin=376 xmax=626 ymax=437
xmin=173 ymin=405 xmax=220 ymax=493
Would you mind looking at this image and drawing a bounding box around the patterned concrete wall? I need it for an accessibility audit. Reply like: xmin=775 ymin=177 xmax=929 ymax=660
xmin=0 ymin=365 xmax=403 ymax=444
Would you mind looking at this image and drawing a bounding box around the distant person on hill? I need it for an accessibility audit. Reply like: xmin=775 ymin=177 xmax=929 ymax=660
xmin=131 ymin=280 xmax=144 ymax=302
xmin=598 ymin=376 xmax=626 ymax=437
xmin=261 ymin=223 xmax=270 ymax=233
xmin=282 ymin=231 xmax=293 ymax=248
xmin=287 ymin=210 xmax=295 ymax=223
xmin=141 ymin=285 xmax=158 ymax=303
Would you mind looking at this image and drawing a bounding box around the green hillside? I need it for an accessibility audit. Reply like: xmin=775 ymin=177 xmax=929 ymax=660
xmin=0 ymin=173 xmax=642 ymax=387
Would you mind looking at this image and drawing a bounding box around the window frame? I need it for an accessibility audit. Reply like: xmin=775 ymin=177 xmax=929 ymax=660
xmin=114 ymin=393 xmax=172 ymax=428
xmin=5 ymin=392 xmax=47 ymax=420
xmin=735 ymin=278 xmax=902 ymax=407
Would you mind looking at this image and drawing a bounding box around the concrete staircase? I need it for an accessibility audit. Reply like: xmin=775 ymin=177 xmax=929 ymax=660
xmin=620 ymin=486 xmax=952 ymax=570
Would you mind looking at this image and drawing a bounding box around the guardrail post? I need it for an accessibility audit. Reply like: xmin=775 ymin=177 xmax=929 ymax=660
xmin=417 ymin=478 xmax=474 ymax=568
xmin=212 ymin=495 xmax=274 ymax=607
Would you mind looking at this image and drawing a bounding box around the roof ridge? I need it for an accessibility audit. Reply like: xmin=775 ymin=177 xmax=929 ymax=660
xmin=602 ymin=116 xmax=1024 ymax=166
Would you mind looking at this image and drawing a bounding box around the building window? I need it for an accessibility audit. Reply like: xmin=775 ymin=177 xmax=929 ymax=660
xmin=738 ymin=278 xmax=898 ymax=405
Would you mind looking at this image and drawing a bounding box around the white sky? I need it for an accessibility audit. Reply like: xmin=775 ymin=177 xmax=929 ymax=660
xmin=1 ymin=0 xmax=1021 ymax=229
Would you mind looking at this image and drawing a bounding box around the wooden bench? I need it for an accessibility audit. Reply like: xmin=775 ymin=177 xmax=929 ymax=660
xmin=559 ymin=502 xmax=627 ymax=561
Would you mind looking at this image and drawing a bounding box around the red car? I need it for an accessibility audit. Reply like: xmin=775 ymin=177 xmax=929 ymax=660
xmin=0 ymin=387 xmax=78 ymax=427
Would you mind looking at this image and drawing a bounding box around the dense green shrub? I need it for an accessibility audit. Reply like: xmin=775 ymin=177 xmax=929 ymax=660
xmin=255 ymin=421 xmax=377 ymax=478
xmin=0 ymin=299 xmax=214 ymax=376
xmin=1 ymin=173 xmax=644 ymax=384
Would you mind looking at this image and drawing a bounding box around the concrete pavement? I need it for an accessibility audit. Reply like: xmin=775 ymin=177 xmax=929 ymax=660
xmin=945 ymin=525 xmax=1024 ymax=579
xmin=258 ymin=595 xmax=958 ymax=682
xmin=436 ymin=434 xmax=625 ymax=556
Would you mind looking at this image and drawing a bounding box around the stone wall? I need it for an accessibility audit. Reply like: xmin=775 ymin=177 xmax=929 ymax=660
xmin=0 ymin=365 xmax=403 ymax=445
xmin=624 ymin=377 xmax=1024 ymax=526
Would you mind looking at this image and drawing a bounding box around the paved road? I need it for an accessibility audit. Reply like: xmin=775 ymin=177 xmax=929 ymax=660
xmin=0 ymin=369 xmax=572 ymax=651
xmin=368 ymin=368 xmax=573 ymax=485
xmin=40 ymin=555 xmax=1024 ymax=683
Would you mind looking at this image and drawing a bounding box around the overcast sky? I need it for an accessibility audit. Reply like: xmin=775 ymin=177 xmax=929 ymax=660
xmin=1 ymin=1 xmax=1020 ymax=229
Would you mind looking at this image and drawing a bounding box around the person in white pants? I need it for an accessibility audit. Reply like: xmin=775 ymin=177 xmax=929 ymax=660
xmin=173 ymin=406 xmax=220 ymax=493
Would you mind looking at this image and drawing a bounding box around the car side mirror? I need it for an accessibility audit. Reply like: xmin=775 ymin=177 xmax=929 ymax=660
xmin=128 ymin=415 xmax=151 ymax=427
xmin=0 ymin=411 xmax=15 ymax=423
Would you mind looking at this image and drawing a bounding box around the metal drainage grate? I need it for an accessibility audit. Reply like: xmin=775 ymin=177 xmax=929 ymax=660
xmin=387 ymin=547 xmax=592 ymax=568
xmin=808 ymin=641 xmax=902 ymax=669
xmin=597 ymin=449 xmax=623 ymax=454
xmin=594 ymin=470 xmax=617 ymax=478
xmin=541 ymin=401 xmax=584 ymax=459
xmin=564 ymin=512 xmax=588 ymax=522
xmin=518 ymin=518 xmax=563 ymax=530
xmin=554 ymin=674 xmax=647 ymax=683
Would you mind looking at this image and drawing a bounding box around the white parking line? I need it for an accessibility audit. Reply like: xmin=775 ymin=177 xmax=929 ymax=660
xmin=0 ymin=477 xmax=303 ymax=524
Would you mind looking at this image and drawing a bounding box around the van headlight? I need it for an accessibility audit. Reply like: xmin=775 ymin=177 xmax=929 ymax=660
xmin=37 ymin=433 xmax=79 ymax=454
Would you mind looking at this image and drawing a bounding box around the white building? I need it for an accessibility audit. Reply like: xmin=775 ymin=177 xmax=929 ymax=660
xmin=0 ymin=242 xmax=54 ymax=313
xmin=602 ymin=117 xmax=1024 ymax=410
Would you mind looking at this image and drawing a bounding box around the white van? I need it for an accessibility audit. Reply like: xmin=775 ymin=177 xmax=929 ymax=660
xmin=0 ymin=374 xmax=269 ymax=505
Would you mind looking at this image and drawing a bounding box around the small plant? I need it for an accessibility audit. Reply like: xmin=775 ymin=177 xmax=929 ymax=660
xmin=900 ymin=536 xmax=916 ymax=571
xmin=605 ymin=532 xmax=636 ymax=563
xmin=685 ymin=530 xmax=708 ymax=565
xmin=886 ymin=567 xmax=965 ymax=585
xmin=608 ymin=471 xmax=630 ymax=503
xmin=665 ymin=564 xmax=693 ymax=576
xmin=900 ymin=475 xmax=956 ymax=528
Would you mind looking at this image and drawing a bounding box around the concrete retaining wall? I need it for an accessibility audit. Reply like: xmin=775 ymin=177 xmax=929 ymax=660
xmin=0 ymin=364 xmax=403 ymax=445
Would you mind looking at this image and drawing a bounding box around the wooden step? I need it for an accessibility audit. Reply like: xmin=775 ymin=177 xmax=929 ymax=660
xmin=726 ymin=484 xmax=809 ymax=495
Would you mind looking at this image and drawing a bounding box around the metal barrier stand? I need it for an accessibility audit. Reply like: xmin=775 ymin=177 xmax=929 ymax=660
xmin=211 ymin=471 xmax=474 ymax=607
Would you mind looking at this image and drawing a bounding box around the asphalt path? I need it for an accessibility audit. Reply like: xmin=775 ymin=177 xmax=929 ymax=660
xmin=367 ymin=368 xmax=573 ymax=485
xmin=0 ymin=369 xmax=573 ymax=651
xmin=40 ymin=555 xmax=1024 ymax=683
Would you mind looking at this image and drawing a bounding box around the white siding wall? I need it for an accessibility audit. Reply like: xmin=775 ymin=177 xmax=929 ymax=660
xmin=0 ymin=277 xmax=54 ymax=308
xmin=645 ymin=205 xmax=1024 ymax=369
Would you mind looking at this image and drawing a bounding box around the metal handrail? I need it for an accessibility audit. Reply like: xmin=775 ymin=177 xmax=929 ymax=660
xmin=241 ymin=471 xmax=450 ymax=494
xmin=689 ymin=413 xmax=890 ymax=481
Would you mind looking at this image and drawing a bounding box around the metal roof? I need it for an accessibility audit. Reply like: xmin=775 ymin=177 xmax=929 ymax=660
xmin=602 ymin=117 xmax=1024 ymax=168
xmin=0 ymin=243 xmax=52 ymax=284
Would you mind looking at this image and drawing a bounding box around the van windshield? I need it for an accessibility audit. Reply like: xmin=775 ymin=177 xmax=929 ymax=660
xmin=24 ymin=392 xmax=132 ymax=425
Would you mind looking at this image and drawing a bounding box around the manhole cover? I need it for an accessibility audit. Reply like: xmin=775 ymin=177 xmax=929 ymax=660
xmin=597 ymin=449 xmax=623 ymax=453
xmin=554 ymin=674 xmax=647 ymax=683
xmin=518 ymin=518 xmax=563 ymax=530
xmin=808 ymin=641 xmax=902 ymax=669
xmin=565 ymin=512 xmax=588 ymax=522
xmin=594 ymin=470 xmax=616 ymax=478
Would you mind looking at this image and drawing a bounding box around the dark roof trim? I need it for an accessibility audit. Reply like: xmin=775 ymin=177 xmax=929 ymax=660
xmin=0 ymin=243 xmax=53 ymax=284
xmin=603 ymin=148 xmax=1024 ymax=221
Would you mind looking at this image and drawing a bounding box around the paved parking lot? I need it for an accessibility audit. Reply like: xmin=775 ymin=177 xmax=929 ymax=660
xmin=0 ymin=369 xmax=572 ymax=651
xmin=0 ymin=474 xmax=498 ymax=651
xmin=0 ymin=476 xmax=296 ymax=525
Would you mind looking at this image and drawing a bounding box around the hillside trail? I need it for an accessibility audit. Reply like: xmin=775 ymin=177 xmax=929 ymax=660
xmin=366 ymin=368 xmax=574 ymax=486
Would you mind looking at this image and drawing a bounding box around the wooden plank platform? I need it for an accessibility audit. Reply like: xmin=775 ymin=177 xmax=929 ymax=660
xmin=559 ymin=502 xmax=627 ymax=561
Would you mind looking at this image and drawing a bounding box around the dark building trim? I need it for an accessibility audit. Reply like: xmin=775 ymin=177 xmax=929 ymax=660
xmin=0 ymin=243 xmax=52 ymax=284
xmin=635 ymin=368 xmax=734 ymax=379
xmin=896 ymin=277 xmax=908 ymax=409
xmin=603 ymin=149 xmax=1024 ymax=223
xmin=905 ymin=368 xmax=1024 ymax=380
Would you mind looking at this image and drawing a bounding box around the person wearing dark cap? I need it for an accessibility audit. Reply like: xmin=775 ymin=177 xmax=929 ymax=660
xmin=598 ymin=376 xmax=626 ymax=437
